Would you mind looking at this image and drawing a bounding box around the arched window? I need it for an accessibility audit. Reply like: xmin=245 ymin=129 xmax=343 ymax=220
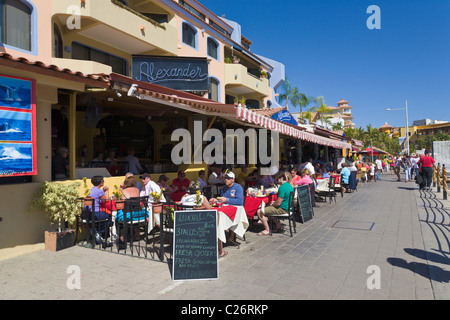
xmin=208 ymin=77 xmax=219 ymax=102
xmin=0 ymin=0 xmax=32 ymax=51
xmin=53 ymin=24 xmax=63 ymax=58
xmin=207 ymin=37 xmax=219 ymax=60
xmin=182 ymin=22 xmax=197 ymax=49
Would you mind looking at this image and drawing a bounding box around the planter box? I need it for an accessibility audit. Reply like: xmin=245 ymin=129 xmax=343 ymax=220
xmin=45 ymin=230 xmax=75 ymax=252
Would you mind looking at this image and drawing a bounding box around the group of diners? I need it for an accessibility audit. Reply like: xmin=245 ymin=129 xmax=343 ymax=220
xmin=81 ymin=165 xmax=301 ymax=257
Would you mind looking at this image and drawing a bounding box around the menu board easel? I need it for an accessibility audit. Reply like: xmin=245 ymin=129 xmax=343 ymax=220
xmin=172 ymin=210 xmax=218 ymax=281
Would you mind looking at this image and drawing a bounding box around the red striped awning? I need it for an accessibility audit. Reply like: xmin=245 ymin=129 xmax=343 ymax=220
xmin=236 ymin=107 xmax=351 ymax=149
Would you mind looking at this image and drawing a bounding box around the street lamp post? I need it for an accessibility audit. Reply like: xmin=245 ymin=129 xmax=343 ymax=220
xmin=386 ymin=100 xmax=409 ymax=155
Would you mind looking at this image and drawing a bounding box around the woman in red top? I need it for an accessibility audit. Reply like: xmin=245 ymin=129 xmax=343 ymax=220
xmin=290 ymin=166 xmax=302 ymax=186
xmin=171 ymin=170 xmax=190 ymax=201
xmin=418 ymin=151 xmax=435 ymax=190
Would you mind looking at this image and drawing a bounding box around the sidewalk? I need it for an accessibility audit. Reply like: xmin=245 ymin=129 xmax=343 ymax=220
xmin=0 ymin=173 xmax=448 ymax=300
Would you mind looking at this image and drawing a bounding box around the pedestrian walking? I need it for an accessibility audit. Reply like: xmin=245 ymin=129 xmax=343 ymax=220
xmin=394 ymin=156 xmax=402 ymax=181
xmin=375 ymin=157 xmax=383 ymax=180
xmin=403 ymin=154 xmax=412 ymax=182
xmin=418 ymin=150 xmax=435 ymax=191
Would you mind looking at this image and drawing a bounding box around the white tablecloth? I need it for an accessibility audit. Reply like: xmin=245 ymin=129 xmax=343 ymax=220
xmin=316 ymin=179 xmax=329 ymax=191
xmin=217 ymin=205 xmax=249 ymax=243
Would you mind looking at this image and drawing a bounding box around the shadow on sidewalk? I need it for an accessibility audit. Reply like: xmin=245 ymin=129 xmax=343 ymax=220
xmin=404 ymin=248 xmax=450 ymax=265
xmin=387 ymin=257 xmax=450 ymax=283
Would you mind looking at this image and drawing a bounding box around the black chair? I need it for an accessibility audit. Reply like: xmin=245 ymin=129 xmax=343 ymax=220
xmin=203 ymin=186 xmax=212 ymax=200
xmin=115 ymin=196 xmax=149 ymax=256
xmin=333 ymin=174 xmax=345 ymax=197
xmin=268 ymin=191 xmax=296 ymax=237
xmin=325 ymin=176 xmax=337 ymax=203
xmin=348 ymin=171 xmax=357 ymax=192
xmin=74 ymin=198 xmax=111 ymax=249
xmin=308 ymin=182 xmax=316 ymax=208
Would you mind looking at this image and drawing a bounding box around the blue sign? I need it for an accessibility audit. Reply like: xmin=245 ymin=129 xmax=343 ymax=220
xmin=132 ymin=55 xmax=209 ymax=92
xmin=271 ymin=109 xmax=298 ymax=126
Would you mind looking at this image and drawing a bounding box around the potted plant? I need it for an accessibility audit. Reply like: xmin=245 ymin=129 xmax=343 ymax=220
xmin=150 ymin=188 xmax=165 ymax=214
xmin=30 ymin=181 xmax=81 ymax=251
xmin=232 ymin=56 xmax=240 ymax=64
xmin=194 ymin=190 xmax=204 ymax=210
xmin=260 ymin=70 xmax=268 ymax=79
xmin=82 ymin=177 xmax=93 ymax=206
xmin=112 ymin=184 xmax=124 ymax=210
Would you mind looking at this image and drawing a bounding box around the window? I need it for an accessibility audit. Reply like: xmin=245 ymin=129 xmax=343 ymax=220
xmin=182 ymin=22 xmax=197 ymax=49
xmin=0 ymin=0 xmax=32 ymax=51
xmin=246 ymin=99 xmax=259 ymax=110
xmin=208 ymin=77 xmax=219 ymax=102
xmin=53 ymin=24 xmax=63 ymax=58
xmin=207 ymin=37 xmax=218 ymax=60
xmin=72 ymin=42 xmax=128 ymax=75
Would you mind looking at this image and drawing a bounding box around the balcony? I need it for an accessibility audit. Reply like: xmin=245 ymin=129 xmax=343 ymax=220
xmin=52 ymin=0 xmax=177 ymax=55
xmin=224 ymin=63 xmax=270 ymax=98
xmin=51 ymin=58 xmax=112 ymax=76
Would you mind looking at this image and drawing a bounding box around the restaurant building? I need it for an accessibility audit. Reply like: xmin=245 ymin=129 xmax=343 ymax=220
xmin=0 ymin=0 xmax=351 ymax=250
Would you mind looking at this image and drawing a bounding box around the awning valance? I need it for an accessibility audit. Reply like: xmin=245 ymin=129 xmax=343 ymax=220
xmin=236 ymin=107 xmax=351 ymax=149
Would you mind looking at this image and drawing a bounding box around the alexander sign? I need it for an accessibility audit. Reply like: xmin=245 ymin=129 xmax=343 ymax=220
xmin=132 ymin=55 xmax=209 ymax=92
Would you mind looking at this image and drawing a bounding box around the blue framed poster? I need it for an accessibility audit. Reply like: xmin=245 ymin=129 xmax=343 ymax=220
xmin=0 ymin=74 xmax=36 ymax=177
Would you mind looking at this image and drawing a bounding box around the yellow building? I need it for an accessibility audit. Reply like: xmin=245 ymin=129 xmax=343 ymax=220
xmin=0 ymin=0 xmax=351 ymax=252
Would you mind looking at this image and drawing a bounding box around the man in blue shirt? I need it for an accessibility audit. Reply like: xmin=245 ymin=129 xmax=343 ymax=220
xmin=341 ymin=163 xmax=351 ymax=184
xmin=210 ymin=171 xmax=244 ymax=206
xmin=209 ymin=171 xmax=243 ymax=254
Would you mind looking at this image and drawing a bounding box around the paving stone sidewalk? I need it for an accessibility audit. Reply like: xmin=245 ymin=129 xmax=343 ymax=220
xmin=1 ymin=173 xmax=448 ymax=300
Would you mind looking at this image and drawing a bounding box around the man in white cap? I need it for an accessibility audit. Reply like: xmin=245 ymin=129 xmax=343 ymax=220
xmin=210 ymin=171 xmax=244 ymax=206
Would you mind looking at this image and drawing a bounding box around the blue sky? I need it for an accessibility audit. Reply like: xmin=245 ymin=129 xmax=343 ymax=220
xmin=199 ymin=0 xmax=450 ymax=129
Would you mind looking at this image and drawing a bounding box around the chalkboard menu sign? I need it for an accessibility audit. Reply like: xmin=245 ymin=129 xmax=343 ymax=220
xmin=172 ymin=210 xmax=218 ymax=281
xmin=296 ymin=185 xmax=313 ymax=223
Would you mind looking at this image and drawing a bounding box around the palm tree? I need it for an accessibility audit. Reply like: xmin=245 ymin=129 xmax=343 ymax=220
xmin=332 ymin=122 xmax=344 ymax=131
xmin=311 ymin=96 xmax=332 ymax=127
xmin=292 ymin=91 xmax=314 ymax=123
xmin=277 ymin=77 xmax=296 ymax=109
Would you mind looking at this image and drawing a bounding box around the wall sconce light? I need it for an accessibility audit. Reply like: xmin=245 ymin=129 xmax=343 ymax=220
xmin=234 ymin=74 xmax=238 ymax=80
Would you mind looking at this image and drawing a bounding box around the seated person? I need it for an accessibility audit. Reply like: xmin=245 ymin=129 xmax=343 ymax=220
xmin=290 ymin=166 xmax=302 ymax=185
xmin=245 ymin=169 xmax=260 ymax=187
xmin=125 ymin=172 xmax=141 ymax=191
xmin=208 ymin=166 xmax=224 ymax=185
xmin=260 ymin=173 xmax=275 ymax=188
xmin=340 ymin=163 xmax=351 ymax=191
xmin=157 ymin=174 xmax=173 ymax=200
xmin=209 ymin=171 xmax=243 ymax=257
xmin=197 ymin=170 xmax=207 ymax=192
xmin=294 ymin=168 xmax=314 ymax=186
xmin=256 ymin=171 xmax=294 ymax=235
xmin=237 ymin=167 xmax=248 ymax=187
xmin=90 ymin=151 xmax=105 ymax=167
xmin=181 ymin=181 xmax=212 ymax=208
xmin=171 ymin=170 xmax=190 ymax=202
xmin=210 ymin=171 xmax=244 ymax=206
xmin=116 ymin=176 xmax=148 ymax=249
xmin=86 ymin=175 xmax=112 ymax=246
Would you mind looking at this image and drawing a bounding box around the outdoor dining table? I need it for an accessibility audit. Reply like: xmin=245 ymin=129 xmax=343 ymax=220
xmin=244 ymin=194 xmax=278 ymax=219
xmin=213 ymin=204 xmax=249 ymax=243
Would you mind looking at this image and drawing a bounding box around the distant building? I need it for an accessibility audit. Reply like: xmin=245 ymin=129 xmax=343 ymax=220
xmin=412 ymin=119 xmax=449 ymax=126
xmin=379 ymin=122 xmax=393 ymax=135
xmin=295 ymin=98 xmax=355 ymax=129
